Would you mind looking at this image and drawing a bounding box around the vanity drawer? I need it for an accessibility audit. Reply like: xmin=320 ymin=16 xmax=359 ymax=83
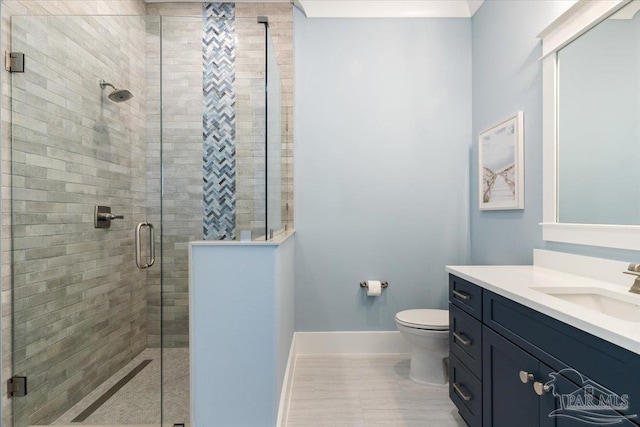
xmin=450 ymin=303 xmax=482 ymax=378
xmin=449 ymin=274 xmax=482 ymax=320
xmin=449 ymin=353 xmax=481 ymax=427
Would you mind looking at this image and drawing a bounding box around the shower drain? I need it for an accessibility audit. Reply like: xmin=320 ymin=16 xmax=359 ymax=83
xmin=71 ymin=359 xmax=153 ymax=422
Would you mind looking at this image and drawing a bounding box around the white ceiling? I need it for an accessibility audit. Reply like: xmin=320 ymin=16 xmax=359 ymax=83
xmin=143 ymin=0 xmax=485 ymax=18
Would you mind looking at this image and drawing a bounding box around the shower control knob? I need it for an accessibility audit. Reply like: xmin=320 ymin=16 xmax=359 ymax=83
xmin=94 ymin=205 xmax=124 ymax=228
xmin=103 ymin=213 xmax=124 ymax=221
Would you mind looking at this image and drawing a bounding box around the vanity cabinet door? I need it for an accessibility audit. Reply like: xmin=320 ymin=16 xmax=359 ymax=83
xmin=483 ymin=326 xmax=542 ymax=427
xmin=484 ymin=289 xmax=640 ymax=421
xmin=483 ymin=327 xmax=639 ymax=427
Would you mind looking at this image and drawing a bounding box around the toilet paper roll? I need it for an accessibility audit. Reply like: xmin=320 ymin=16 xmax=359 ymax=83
xmin=367 ymin=280 xmax=382 ymax=297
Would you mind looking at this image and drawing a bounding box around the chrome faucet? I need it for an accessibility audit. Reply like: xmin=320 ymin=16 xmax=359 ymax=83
xmin=623 ymin=264 xmax=640 ymax=295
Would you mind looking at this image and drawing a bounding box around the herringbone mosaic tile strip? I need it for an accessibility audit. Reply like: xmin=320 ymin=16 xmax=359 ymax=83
xmin=203 ymin=3 xmax=236 ymax=240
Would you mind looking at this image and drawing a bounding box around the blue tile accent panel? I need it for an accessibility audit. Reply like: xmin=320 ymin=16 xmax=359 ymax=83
xmin=203 ymin=3 xmax=236 ymax=240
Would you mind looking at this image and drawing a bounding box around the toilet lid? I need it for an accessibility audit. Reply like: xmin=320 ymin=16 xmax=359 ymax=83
xmin=395 ymin=309 xmax=448 ymax=330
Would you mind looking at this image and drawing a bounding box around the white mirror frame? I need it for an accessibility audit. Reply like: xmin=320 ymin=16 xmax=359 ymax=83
xmin=539 ymin=0 xmax=640 ymax=251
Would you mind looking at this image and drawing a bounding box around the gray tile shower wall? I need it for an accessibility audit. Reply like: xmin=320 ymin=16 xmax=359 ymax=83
xmin=1 ymin=1 xmax=147 ymax=425
xmin=236 ymin=2 xmax=294 ymax=236
xmin=145 ymin=2 xmax=294 ymax=348
xmin=145 ymin=9 xmax=203 ymax=348
xmin=147 ymin=1 xmax=294 ymax=245
xmin=0 ymin=1 xmax=294 ymax=424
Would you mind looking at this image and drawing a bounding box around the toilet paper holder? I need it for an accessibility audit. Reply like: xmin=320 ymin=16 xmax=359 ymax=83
xmin=360 ymin=281 xmax=389 ymax=289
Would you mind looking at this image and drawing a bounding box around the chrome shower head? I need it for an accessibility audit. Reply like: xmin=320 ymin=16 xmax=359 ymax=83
xmin=108 ymin=89 xmax=133 ymax=102
xmin=99 ymin=80 xmax=133 ymax=103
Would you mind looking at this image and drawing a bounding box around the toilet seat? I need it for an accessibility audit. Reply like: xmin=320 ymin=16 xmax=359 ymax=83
xmin=395 ymin=309 xmax=448 ymax=330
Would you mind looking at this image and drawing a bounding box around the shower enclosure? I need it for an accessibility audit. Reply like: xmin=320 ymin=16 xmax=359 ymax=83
xmin=7 ymin=9 xmax=288 ymax=427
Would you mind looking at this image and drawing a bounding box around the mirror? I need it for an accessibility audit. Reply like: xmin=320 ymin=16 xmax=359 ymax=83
xmin=557 ymin=0 xmax=640 ymax=225
xmin=540 ymin=0 xmax=640 ymax=250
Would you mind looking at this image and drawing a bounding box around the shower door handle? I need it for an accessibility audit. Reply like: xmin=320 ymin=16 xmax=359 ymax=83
xmin=135 ymin=222 xmax=155 ymax=269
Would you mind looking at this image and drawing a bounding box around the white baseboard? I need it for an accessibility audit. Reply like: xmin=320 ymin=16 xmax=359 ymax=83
xmin=276 ymin=335 xmax=297 ymax=427
xmin=294 ymin=331 xmax=411 ymax=355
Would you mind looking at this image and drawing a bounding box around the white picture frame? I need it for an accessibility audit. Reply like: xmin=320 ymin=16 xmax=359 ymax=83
xmin=478 ymin=112 xmax=524 ymax=211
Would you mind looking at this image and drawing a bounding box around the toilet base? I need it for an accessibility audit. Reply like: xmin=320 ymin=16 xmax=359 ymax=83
xmin=409 ymin=348 xmax=448 ymax=386
xmin=395 ymin=310 xmax=450 ymax=387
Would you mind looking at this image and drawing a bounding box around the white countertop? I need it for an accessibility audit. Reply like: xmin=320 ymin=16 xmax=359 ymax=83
xmin=446 ymin=264 xmax=640 ymax=355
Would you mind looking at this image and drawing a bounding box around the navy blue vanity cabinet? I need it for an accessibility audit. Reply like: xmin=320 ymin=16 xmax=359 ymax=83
xmin=484 ymin=290 xmax=640 ymax=423
xmin=447 ymin=274 xmax=640 ymax=427
xmin=483 ymin=326 xmax=638 ymax=427
xmin=449 ymin=275 xmax=483 ymax=427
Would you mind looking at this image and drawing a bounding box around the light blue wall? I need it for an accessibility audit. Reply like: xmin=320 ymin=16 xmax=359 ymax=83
xmin=190 ymin=237 xmax=294 ymax=427
xmin=470 ymin=0 xmax=575 ymax=265
xmin=294 ymin=10 xmax=472 ymax=331
xmin=471 ymin=0 xmax=640 ymax=265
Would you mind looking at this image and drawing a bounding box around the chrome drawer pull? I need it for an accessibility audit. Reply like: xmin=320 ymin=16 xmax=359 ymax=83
xmin=452 ymin=289 xmax=471 ymax=300
xmin=453 ymin=382 xmax=472 ymax=401
xmin=453 ymin=331 xmax=472 ymax=346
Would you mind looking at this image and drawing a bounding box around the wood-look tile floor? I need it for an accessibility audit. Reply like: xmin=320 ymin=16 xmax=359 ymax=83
xmin=285 ymin=355 xmax=467 ymax=427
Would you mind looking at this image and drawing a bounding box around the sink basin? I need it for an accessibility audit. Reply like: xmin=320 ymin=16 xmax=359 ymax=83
xmin=530 ymin=286 xmax=640 ymax=323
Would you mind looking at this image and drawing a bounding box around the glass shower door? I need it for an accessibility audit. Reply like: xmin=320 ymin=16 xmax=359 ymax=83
xmin=156 ymin=15 xmax=202 ymax=425
xmin=266 ymin=26 xmax=285 ymax=238
xmin=9 ymin=15 xmax=161 ymax=426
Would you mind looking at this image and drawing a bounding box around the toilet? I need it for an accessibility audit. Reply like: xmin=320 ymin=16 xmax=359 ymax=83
xmin=395 ymin=309 xmax=449 ymax=386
